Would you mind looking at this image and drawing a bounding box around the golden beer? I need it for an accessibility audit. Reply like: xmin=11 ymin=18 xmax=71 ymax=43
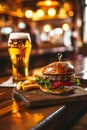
xmin=8 ymin=33 xmax=32 ymax=82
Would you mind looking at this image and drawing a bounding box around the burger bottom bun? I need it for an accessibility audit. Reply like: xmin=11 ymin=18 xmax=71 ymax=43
xmin=40 ymin=86 xmax=75 ymax=95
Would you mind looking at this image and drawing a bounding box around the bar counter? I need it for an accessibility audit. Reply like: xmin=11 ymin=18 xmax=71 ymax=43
xmin=0 ymin=56 xmax=87 ymax=130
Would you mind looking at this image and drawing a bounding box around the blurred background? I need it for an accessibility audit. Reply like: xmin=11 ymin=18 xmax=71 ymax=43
xmin=0 ymin=0 xmax=86 ymax=73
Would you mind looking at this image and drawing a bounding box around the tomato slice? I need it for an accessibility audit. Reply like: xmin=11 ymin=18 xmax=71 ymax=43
xmin=52 ymin=81 xmax=74 ymax=89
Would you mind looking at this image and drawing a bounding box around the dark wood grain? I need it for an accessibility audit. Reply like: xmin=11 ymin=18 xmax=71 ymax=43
xmin=13 ymin=87 xmax=87 ymax=108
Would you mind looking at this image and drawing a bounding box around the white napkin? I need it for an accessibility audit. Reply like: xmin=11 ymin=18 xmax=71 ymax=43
xmin=0 ymin=77 xmax=16 ymax=87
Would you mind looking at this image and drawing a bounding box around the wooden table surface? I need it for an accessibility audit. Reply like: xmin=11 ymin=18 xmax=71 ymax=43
xmin=0 ymin=56 xmax=87 ymax=130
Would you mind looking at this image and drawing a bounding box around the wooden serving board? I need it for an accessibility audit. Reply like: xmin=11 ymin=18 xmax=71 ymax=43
xmin=13 ymin=87 xmax=87 ymax=108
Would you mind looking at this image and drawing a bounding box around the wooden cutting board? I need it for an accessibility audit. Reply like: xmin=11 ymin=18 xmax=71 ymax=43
xmin=13 ymin=87 xmax=87 ymax=108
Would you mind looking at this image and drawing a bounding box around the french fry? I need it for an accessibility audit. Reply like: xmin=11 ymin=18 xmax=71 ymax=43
xmin=22 ymin=84 xmax=40 ymax=91
xmin=16 ymin=76 xmax=41 ymax=91
xmin=17 ymin=81 xmax=22 ymax=90
xmin=22 ymin=80 xmax=31 ymax=86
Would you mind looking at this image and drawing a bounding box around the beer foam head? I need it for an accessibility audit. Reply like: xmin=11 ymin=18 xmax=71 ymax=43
xmin=9 ymin=32 xmax=30 ymax=40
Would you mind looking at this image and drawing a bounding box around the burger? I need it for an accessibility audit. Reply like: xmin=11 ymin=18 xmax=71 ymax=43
xmin=35 ymin=61 xmax=80 ymax=94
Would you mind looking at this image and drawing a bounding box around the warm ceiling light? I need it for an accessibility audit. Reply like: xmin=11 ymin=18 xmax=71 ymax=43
xmin=45 ymin=0 xmax=52 ymax=6
xmin=36 ymin=0 xmax=59 ymax=7
xmin=68 ymin=11 xmax=74 ymax=17
xmin=58 ymin=8 xmax=68 ymax=18
xmin=25 ymin=10 xmax=33 ymax=18
xmin=63 ymin=2 xmax=72 ymax=11
xmin=43 ymin=24 xmax=51 ymax=32
xmin=47 ymin=8 xmax=56 ymax=16
xmin=37 ymin=9 xmax=44 ymax=17
xmin=62 ymin=23 xmax=70 ymax=31
xmin=32 ymin=12 xmax=38 ymax=20
xmin=16 ymin=9 xmax=24 ymax=17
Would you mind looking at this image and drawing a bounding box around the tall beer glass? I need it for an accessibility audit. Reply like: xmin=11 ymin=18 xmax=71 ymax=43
xmin=8 ymin=32 xmax=32 ymax=82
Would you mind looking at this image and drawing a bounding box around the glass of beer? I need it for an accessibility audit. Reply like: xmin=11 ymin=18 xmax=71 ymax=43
xmin=8 ymin=32 xmax=32 ymax=82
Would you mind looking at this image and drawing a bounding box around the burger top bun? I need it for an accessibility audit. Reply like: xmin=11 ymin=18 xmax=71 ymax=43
xmin=42 ymin=61 xmax=75 ymax=75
